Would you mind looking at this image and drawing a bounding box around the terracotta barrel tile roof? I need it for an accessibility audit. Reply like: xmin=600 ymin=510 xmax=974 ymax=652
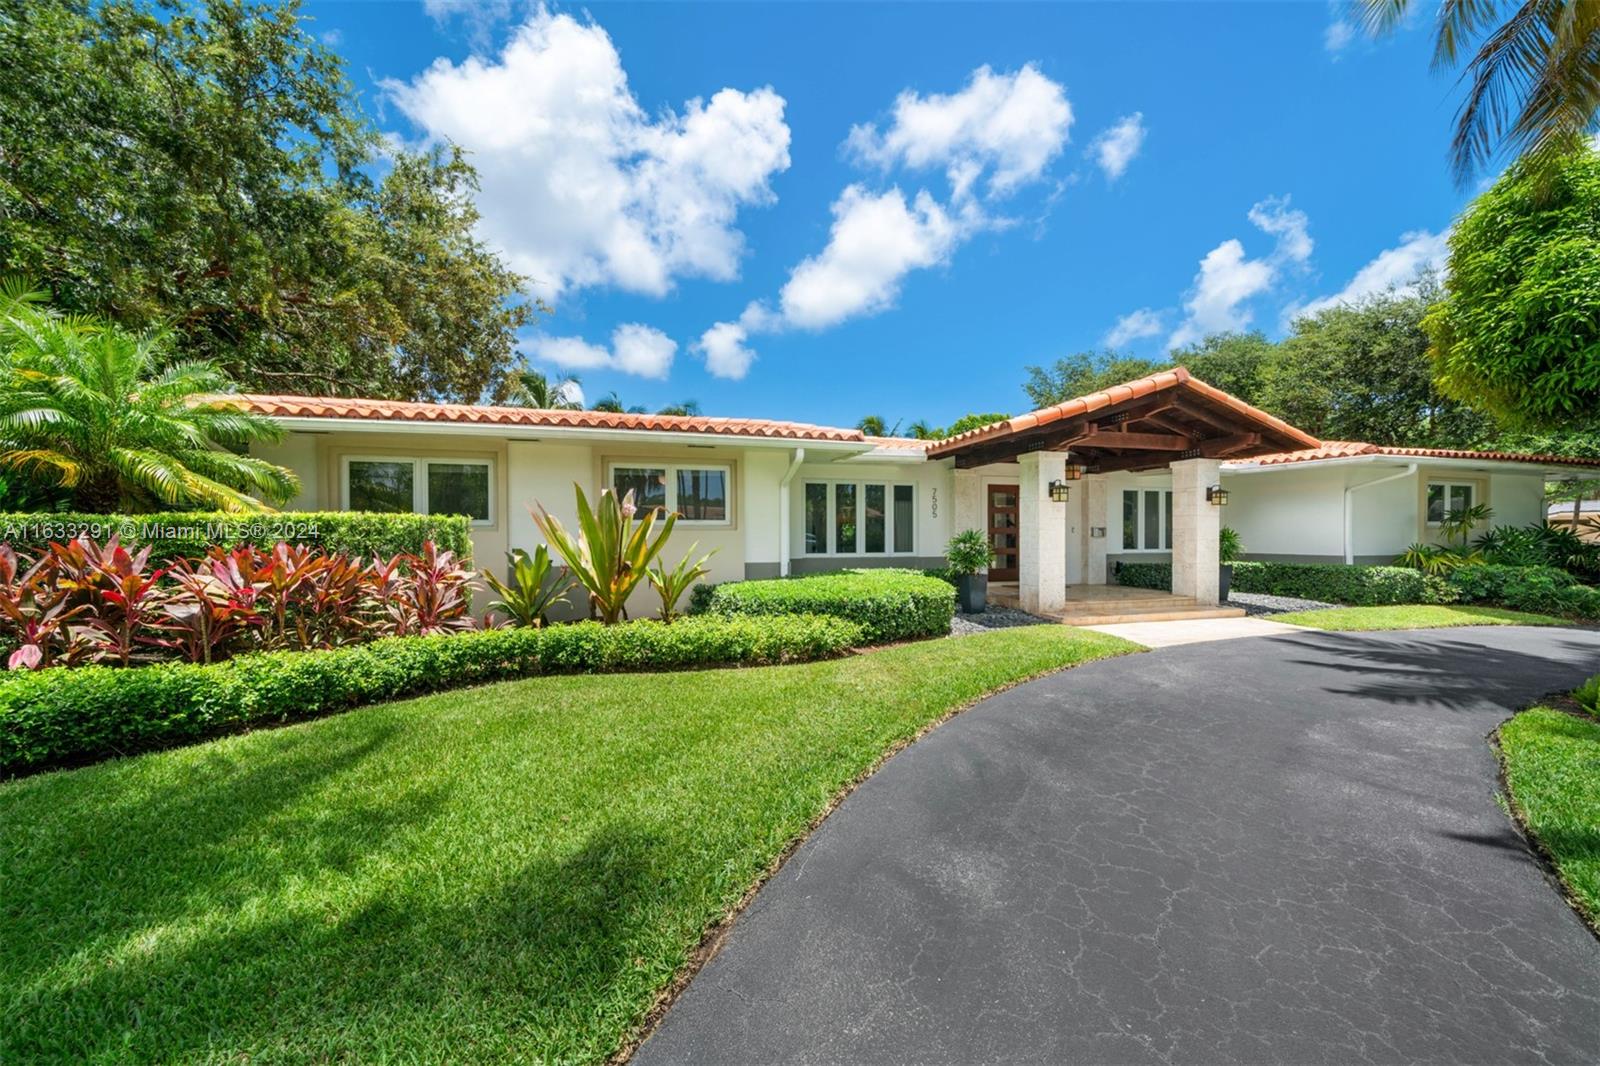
xmin=223 ymin=394 xmax=866 ymax=444
xmin=926 ymin=367 xmax=1320 ymax=457
xmin=1238 ymin=441 xmax=1600 ymax=468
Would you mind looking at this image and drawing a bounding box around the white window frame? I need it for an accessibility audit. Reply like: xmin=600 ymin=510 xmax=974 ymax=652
xmin=801 ymin=479 xmax=917 ymax=557
xmin=606 ymin=462 xmax=734 ymax=527
xmin=1425 ymin=481 xmax=1477 ymax=527
xmin=1120 ymin=488 xmax=1175 ymax=553
xmin=342 ymin=456 xmax=495 ymax=527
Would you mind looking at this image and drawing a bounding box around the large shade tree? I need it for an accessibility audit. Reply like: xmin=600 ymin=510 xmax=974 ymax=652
xmin=0 ymin=0 xmax=531 ymax=402
xmin=0 ymin=282 xmax=297 ymax=512
xmin=1426 ymin=147 xmax=1600 ymax=429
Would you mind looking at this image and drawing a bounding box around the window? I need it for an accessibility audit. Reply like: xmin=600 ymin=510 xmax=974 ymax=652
xmin=1426 ymin=481 xmax=1476 ymax=525
xmin=344 ymin=457 xmax=492 ymax=524
xmin=608 ymin=462 xmax=731 ymax=525
xmin=803 ymin=480 xmax=916 ymax=555
xmin=1121 ymin=488 xmax=1174 ymax=551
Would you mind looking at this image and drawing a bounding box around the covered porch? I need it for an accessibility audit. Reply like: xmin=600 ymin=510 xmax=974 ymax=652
xmin=929 ymin=369 xmax=1319 ymax=616
xmin=988 ymin=582 xmax=1249 ymax=625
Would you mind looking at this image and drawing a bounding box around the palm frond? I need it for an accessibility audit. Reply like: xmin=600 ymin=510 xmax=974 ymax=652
xmin=0 ymin=449 xmax=80 ymax=486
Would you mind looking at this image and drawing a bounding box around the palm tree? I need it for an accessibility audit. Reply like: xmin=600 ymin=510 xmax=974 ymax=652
xmin=498 ymin=362 xmax=582 ymax=409
xmin=0 ymin=280 xmax=298 ymax=513
xmin=1361 ymin=1 xmax=1600 ymax=183
xmin=657 ymin=399 xmax=702 ymax=417
xmin=592 ymin=392 xmax=646 ymax=414
xmin=907 ymin=420 xmax=942 ymax=440
xmin=856 ymin=415 xmax=888 ymax=436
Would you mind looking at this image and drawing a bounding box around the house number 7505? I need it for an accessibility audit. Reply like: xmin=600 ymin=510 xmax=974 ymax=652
xmin=930 ymin=488 xmax=938 ymax=518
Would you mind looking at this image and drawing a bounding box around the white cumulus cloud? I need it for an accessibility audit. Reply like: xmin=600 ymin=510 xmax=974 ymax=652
xmin=845 ymin=64 xmax=1072 ymax=200
xmin=779 ymin=186 xmax=960 ymax=329
xmin=699 ymin=65 xmax=1074 ymax=378
xmin=1324 ymin=19 xmax=1355 ymax=54
xmin=530 ymin=324 xmax=677 ymax=379
xmin=1290 ymin=229 xmax=1450 ymax=321
xmin=1090 ymin=113 xmax=1146 ymax=181
xmin=1105 ymin=307 xmax=1165 ymax=347
xmin=1168 ymin=196 xmax=1313 ymax=347
xmin=385 ymin=7 xmax=790 ymax=298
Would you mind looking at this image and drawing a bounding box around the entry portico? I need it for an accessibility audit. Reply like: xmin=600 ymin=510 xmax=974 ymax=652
xmin=927 ymin=369 xmax=1320 ymax=614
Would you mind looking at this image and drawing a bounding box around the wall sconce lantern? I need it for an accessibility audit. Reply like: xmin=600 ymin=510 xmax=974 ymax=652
xmin=1048 ymin=480 xmax=1072 ymax=503
xmin=1206 ymin=484 xmax=1230 ymax=507
xmin=1063 ymin=461 xmax=1085 ymax=481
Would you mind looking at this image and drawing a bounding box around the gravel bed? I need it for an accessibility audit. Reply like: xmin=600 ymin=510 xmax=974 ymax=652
xmin=951 ymin=607 xmax=1057 ymax=635
xmin=1229 ymin=591 xmax=1335 ymax=616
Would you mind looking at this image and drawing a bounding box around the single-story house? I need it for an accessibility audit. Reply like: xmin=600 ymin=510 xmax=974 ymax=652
xmin=240 ymin=368 xmax=1600 ymax=618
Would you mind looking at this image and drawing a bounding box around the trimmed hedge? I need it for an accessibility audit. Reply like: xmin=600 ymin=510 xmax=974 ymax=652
xmin=0 ymin=510 xmax=473 ymax=563
xmin=1116 ymin=560 xmax=1447 ymax=606
xmin=0 ymin=614 xmax=864 ymax=774
xmin=700 ymin=568 xmax=956 ymax=643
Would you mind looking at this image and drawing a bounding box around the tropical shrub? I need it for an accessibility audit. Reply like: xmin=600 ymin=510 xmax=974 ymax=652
xmin=701 ymin=569 xmax=956 ymax=643
xmin=1219 ymin=527 xmax=1243 ymax=564
xmin=482 ymin=545 xmax=572 ymax=628
xmin=532 ymin=486 xmax=676 ymax=623
xmin=0 ymin=614 xmax=864 ymax=774
xmin=0 ymin=510 xmax=472 ymax=563
xmin=945 ymin=529 xmax=994 ymax=576
xmin=1473 ymin=522 xmax=1600 ymax=578
xmin=0 ymin=536 xmax=477 ymax=669
xmin=1444 ymin=564 xmax=1595 ymax=616
xmin=0 ymin=279 xmax=298 ymax=511
xmin=648 ymin=544 xmax=717 ymax=622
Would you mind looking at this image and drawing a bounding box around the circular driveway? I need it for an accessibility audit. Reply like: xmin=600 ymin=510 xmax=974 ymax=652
xmin=638 ymin=626 xmax=1600 ymax=1065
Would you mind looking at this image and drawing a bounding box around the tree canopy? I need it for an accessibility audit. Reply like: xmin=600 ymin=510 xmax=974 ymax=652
xmin=1022 ymin=282 xmax=1499 ymax=450
xmin=1426 ymin=147 xmax=1600 ymax=431
xmin=0 ymin=0 xmax=531 ymax=402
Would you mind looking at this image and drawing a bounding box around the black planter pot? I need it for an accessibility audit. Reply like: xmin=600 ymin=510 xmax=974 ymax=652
xmin=956 ymin=573 xmax=988 ymax=613
xmin=1219 ymin=563 xmax=1233 ymax=602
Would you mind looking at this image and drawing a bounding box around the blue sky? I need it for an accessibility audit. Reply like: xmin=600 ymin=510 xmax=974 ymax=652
xmin=307 ymin=1 xmax=1465 ymax=428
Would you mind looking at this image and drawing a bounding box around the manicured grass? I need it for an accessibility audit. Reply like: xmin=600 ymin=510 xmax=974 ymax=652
xmin=0 ymin=625 xmax=1136 ymax=1063
xmin=1270 ymin=604 xmax=1565 ymax=631
xmin=1497 ymin=705 xmax=1600 ymax=931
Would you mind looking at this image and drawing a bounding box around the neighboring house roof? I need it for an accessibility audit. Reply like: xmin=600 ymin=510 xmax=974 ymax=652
xmin=924 ymin=367 xmax=1319 ymax=468
xmin=1549 ymin=500 xmax=1600 ymax=515
xmin=1236 ymin=441 xmax=1600 ymax=469
xmin=226 ymin=394 xmax=867 ymax=445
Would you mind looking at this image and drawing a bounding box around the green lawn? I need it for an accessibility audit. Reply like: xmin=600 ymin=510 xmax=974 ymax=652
xmin=1497 ymin=705 xmax=1600 ymax=932
xmin=0 ymin=625 xmax=1135 ymax=1064
xmin=1270 ymin=604 xmax=1565 ymax=631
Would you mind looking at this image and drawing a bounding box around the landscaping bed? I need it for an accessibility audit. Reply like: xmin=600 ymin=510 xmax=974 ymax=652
xmin=0 ymin=625 xmax=1138 ymax=1063
xmin=1496 ymin=701 xmax=1600 ymax=933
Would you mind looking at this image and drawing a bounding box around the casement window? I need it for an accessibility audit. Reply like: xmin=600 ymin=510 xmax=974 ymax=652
xmin=344 ymin=457 xmax=493 ymax=525
xmin=804 ymin=480 xmax=915 ymax=555
xmin=608 ymin=463 xmax=731 ymax=525
xmin=1426 ymin=481 xmax=1476 ymax=525
xmin=1121 ymin=488 xmax=1174 ymax=551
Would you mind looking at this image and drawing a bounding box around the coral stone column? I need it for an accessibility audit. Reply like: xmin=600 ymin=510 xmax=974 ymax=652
xmin=1083 ymin=474 xmax=1109 ymax=586
xmin=952 ymin=468 xmax=982 ymax=542
xmin=1171 ymin=457 xmax=1221 ymax=606
xmin=1018 ymin=451 xmax=1068 ymax=615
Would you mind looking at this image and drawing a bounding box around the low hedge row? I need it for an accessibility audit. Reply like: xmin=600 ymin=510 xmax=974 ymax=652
xmin=1117 ymin=559 xmax=1600 ymax=619
xmin=697 ymin=569 xmax=956 ymax=643
xmin=1115 ymin=560 xmax=1444 ymax=606
xmin=0 ymin=510 xmax=473 ymax=563
xmin=0 ymin=614 xmax=863 ymax=774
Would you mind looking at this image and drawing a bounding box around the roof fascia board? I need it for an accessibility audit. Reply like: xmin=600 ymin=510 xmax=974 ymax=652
xmin=273 ymin=416 xmax=872 ymax=452
xmin=1225 ymin=454 xmax=1588 ymax=477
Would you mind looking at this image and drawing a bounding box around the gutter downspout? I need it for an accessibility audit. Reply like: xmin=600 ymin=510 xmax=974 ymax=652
xmin=778 ymin=447 xmax=805 ymax=577
xmin=1343 ymin=464 xmax=1416 ymax=564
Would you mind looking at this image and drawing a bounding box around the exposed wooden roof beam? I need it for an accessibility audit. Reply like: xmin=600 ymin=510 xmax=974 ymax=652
xmin=1198 ymin=432 xmax=1262 ymax=458
xmin=1077 ymin=428 xmax=1196 ymax=451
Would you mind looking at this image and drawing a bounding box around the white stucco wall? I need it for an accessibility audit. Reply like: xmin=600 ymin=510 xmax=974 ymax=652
xmin=1490 ymin=473 xmax=1546 ymax=528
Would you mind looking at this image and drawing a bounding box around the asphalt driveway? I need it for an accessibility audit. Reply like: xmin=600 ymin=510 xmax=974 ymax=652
xmin=637 ymin=626 xmax=1600 ymax=1065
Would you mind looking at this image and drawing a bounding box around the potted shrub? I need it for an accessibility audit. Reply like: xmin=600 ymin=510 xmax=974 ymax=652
xmin=1219 ymin=526 xmax=1242 ymax=602
xmin=946 ymin=529 xmax=995 ymax=613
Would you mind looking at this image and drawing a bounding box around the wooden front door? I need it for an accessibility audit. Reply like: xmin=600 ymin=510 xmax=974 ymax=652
xmin=987 ymin=484 xmax=1019 ymax=581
